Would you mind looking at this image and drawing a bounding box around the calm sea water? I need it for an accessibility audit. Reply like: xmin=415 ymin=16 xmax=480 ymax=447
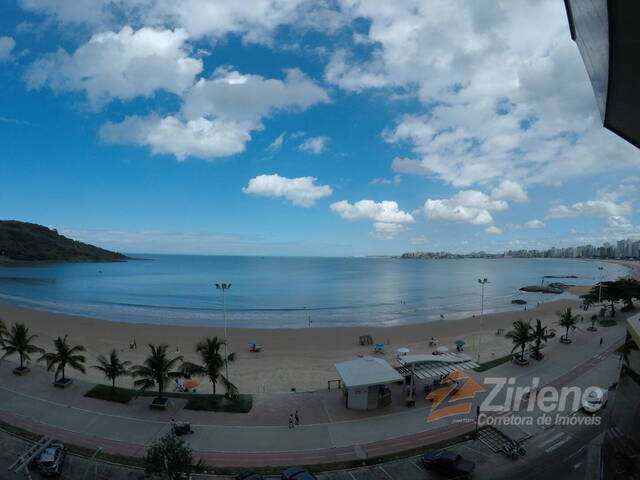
xmin=0 ymin=255 xmax=629 ymax=328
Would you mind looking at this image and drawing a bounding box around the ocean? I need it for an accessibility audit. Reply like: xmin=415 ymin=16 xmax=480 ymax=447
xmin=0 ymin=255 xmax=628 ymax=328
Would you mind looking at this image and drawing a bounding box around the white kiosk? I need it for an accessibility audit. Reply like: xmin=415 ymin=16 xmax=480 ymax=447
xmin=334 ymin=357 xmax=403 ymax=410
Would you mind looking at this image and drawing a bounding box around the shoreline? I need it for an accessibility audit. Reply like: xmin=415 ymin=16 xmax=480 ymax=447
xmin=0 ymin=296 xmax=598 ymax=393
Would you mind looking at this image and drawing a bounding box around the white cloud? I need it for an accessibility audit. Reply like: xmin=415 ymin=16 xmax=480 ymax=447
xmin=242 ymin=174 xmax=332 ymax=207
xmin=182 ymin=67 xmax=329 ymax=121
xmin=547 ymin=200 xmax=632 ymax=219
xmin=372 ymin=222 xmax=408 ymax=240
xmin=331 ymin=199 xmax=414 ymax=239
xmin=330 ymin=199 xmax=415 ymax=223
xmin=418 ymin=189 xmax=509 ymax=226
xmin=524 ymin=219 xmax=545 ymax=229
xmin=485 ymin=226 xmax=502 ymax=234
xmin=26 ymin=27 xmax=202 ymax=107
xmin=0 ymin=37 xmax=15 ymax=61
xmin=298 ymin=135 xmax=329 ymax=154
xmin=333 ymin=1 xmax=640 ymax=187
xmin=101 ymin=115 xmax=252 ymax=160
xmin=266 ymin=132 xmax=285 ymax=152
xmin=491 ymin=180 xmax=528 ymax=203
xmin=101 ymin=68 xmax=328 ymax=160
xmin=606 ymin=216 xmax=633 ymax=230
xmin=370 ymin=174 xmax=401 ymax=185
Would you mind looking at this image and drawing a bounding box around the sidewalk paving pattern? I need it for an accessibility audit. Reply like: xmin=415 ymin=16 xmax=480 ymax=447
xmin=0 ymin=321 xmax=627 ymax=467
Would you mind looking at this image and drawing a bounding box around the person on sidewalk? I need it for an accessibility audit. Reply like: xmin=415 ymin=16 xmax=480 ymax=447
xmin=288 ymin=414 xmax=294 ymax=429
xmin=600 ymin=337 xmax=603 ymax=346
xmin=295 ymin=410 xmax=300 ymax=425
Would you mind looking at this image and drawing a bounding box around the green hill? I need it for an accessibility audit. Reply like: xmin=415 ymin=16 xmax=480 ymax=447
xmin=0 ymin=220 xmax=130 ymax=263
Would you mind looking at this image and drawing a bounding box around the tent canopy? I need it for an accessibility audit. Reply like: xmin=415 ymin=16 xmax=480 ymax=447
xmin=335 ymin=356 xmax=403 ymax=388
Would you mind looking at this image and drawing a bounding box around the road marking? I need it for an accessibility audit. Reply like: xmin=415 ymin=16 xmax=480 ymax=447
xmin=378 ymin=465 xmax=394 ymax=479
xmin=546 ymin=436 xmax=571 ymax=453
xmin=536 ymin=431 xmax=565 ymax=449
xmin=573 ymin=462 xmax=583 ymax=470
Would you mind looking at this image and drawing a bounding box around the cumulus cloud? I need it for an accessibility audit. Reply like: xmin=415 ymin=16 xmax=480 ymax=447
xmin=100 ymin=115 xmax=252 ymax=160
xmin=485 ymin=226 xmax=502 ymax=234
xmin=333 ymin=1 xmax=640 ymax=187
xmin=546 ymin=200 xmax=632 ymax=219
xmin=330 ymin=199 xmax=414 ymax=239
xmin=298 ymin=136 xmax=329 ymax=154
xmin=410 ymin=235 xmax=427 ymax=245
xmin=491 ymin=180 xmax=528 ymax=203
xmin=101 ymin=68 xmax=328 ymax=160
xmin=331 ymin=199 xmax=415 ymax=223
xmin=26 ymin=27 xmax=202 ymax=107
xmin=418 ymin=189 xmax=509 ymax=226
xmin=182 ymin=67 xmax=329 ymax=121
xmin=0 ymin=37 xmax=15 ymax=61
xmin=524 ymin=219 xmax=545 ymax=229
xmin=242 ymin=174 xmax=332 ymax=207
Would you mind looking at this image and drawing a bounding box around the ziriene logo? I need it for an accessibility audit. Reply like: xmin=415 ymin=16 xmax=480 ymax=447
xmin=426 ymin=371 xmax=485 ymax=422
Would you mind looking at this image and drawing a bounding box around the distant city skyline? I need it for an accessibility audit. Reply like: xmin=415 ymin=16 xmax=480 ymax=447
xmin=0 ymin=1 xmax=638 ymax=256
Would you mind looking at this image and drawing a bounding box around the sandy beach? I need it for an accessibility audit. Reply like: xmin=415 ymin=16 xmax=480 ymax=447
xmin=0 ymin=259 xmax=636 ymax=394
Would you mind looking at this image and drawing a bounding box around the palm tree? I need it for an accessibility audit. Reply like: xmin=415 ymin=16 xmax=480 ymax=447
xmin=180 ymin=337 xmax=237 ymax=397
xmin=529 ymin=319 xmax=550 ymax=360
xmin=0 ymin=317 xmax=6 ymax=340
xmin=131 ymin=344 xmax=183 ymax=401
xmin=92 ymin=349 xmax=131 ymax=392
xmin=38 ymin=335 xmax=86 ymax=384
xmin=1 ymin=323 xmax=43 ymax=373
xmin=506 ymin=319 xmax=533 ymax=363
xmin=557 ymin=307 xmax=579 ymax=343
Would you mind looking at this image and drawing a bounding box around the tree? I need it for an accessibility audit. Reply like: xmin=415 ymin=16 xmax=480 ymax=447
xmin=0 ymin=317 xmax=6 ymax=340
xmin=529 ymin=319 xmax=550 ymax=360
xmin=92 ymin=349 xmax=131 ymax=392
xmin=1 ymin=323 xmax=43 ymax=372
xmin=615 ymin=278 xmax=640 ymax=311
xmin=38 ymin=335 xmax=86 ymax=383
xmin=557 ymin=307 xmax=579 ymax=342
xmin=131 ymin=344 xmax=182 ymax=400
xmin=180 ymin=337 xmax=237 ymax=396
xmin=144 ymin=432 xmax=203 ymax=479
xmin=506 ymin=319 xmax=533 ymax=362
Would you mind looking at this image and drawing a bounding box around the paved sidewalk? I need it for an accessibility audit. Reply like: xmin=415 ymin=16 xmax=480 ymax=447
xmin=0 ymin=320 xmax=627 ymax=466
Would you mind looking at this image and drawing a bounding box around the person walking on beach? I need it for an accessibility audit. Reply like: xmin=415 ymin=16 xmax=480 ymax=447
xmin=600 ymin=337 xmax=603 ymax=346
xmin=288 ymin=414 xmax=294 ymax=429
xmin=295 ymin=410 xmax=300 ymax=425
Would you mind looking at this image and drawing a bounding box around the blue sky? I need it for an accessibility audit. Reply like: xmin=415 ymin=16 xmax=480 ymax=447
xmin=0 ymin=0 xmax=638 ymax=256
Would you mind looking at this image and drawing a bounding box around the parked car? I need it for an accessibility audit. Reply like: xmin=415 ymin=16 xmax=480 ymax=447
xmin=236 ymin=469 xmax=264 ymax=480
xmin=281 ymin=466 xmax=318 ymax=479
xmin=422 ymin=450 xmax=475 ymax=477
xmin=582 ymin=387 xmax=608 ymax=413
xmin=37 ymin=442 xmax=66 ymax=477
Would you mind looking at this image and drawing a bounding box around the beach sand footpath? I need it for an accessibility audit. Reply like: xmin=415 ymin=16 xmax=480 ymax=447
xmin=0 ymin=297 xmax=599 ymax=394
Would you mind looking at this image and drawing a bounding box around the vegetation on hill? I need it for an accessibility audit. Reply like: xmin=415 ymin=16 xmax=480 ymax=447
xmin=0 ymin=220 xmax=129 ymax=262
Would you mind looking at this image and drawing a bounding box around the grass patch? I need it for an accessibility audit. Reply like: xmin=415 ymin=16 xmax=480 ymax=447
xmin=84 ymin=385 xmax=138 ymax=404
xmin=473 ymin=353 xmax=512 ymax=372
xmin=600 ymin=320 xmax=618 ymax=327
xmin=84 ymin=384 xmax=252 ymax=412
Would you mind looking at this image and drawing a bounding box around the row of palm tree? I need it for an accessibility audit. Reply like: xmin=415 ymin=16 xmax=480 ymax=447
xmin=505 ymin=307 xmax=580 ymax=363
xmin=0 ymin=318 xmax=237 ymax=401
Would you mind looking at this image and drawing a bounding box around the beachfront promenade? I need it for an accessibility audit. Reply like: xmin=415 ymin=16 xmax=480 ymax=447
xmin=0 ymin=320 xmax=628 ymax=467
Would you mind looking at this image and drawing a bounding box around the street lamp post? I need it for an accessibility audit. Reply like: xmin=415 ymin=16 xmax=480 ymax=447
xmin=477 ymin=278 xmax=488 ymax=363
xmin=215 ymin=283 xmax=231 ymax=380
xmin=597 ymin=266 xmax=604 ymax=305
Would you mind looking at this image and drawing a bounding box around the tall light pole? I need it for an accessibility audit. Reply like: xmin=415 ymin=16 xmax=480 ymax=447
xmin=597 ymin=266 xmax=604 ymax=305
xmin=477 ymin=278 xmax=488 ymax=363
xmin=215 ymin=283 xmax=231 ymax=380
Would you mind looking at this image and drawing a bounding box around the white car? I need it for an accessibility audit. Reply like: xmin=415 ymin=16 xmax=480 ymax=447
xmin=582 ymin=388 xmax=608 ymax=413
